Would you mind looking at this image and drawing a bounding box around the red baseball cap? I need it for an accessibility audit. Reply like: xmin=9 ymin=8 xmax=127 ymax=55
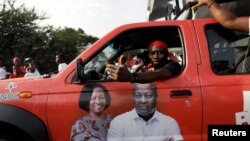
xmin=148 ymin=40 xmax=169 ymax=51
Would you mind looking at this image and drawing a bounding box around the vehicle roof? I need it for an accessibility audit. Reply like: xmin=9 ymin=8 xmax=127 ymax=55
xmin=104 ymin=18 xmax=218 ymax=51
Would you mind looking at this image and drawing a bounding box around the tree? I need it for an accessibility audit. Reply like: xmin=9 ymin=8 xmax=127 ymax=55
xmin=40 ymin=27 xmax=79 ymax=73
xmin=0 ymin=0 xmax=45 ymax=72
xmin=0 ymin=0 xmax=99 ymax=75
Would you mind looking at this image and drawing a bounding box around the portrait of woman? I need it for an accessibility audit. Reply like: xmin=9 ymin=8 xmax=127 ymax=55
xmin=71 ymin=83 xmax=112 ymax=141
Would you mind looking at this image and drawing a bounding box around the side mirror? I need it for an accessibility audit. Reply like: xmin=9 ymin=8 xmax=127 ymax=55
xmin=76 ymin=58 xmax=85 ymax=83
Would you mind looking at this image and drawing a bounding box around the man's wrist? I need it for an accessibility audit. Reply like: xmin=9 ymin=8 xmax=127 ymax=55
xmin=208 ymin=0 xmax=215 ymax=8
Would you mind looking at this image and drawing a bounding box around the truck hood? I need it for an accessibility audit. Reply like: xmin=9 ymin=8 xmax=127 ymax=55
xmin=0 ymin=75 xmax=46 ymax=83
xmin=0 ymin=75 xmax=54 ymax=100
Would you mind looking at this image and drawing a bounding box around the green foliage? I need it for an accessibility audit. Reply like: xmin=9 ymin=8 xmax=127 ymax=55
xmin=0 ymin=0 xmax=99 ymax=75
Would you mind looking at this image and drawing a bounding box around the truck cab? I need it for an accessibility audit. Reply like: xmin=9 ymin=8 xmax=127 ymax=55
xmin=0 ymin=17 xmax=249 ymax=141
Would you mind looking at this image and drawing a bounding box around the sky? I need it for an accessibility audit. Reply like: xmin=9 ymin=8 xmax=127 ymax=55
xmin=15 ymin=0 xmax=148 ymax=38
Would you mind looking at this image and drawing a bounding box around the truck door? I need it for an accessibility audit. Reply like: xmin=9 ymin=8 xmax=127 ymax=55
xmin=47 ymin=21 xmax=202 ymax=141
xmin=194 ymin=19 xmax=250 ymax=140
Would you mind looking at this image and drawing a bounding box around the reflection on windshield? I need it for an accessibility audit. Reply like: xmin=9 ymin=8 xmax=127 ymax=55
xmin=84 ymin=43 xmax=118 ymax=73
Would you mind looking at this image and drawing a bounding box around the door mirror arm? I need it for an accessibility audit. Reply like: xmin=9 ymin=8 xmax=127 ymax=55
xmin=76 ymin=58 xmax=85 ymax=83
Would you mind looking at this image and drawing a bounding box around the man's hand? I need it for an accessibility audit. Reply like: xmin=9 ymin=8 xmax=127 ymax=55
xmin=192 ymin=0 xmax=211 ymax=10
xmin=105 ymin=64 xmax=132 ymax=82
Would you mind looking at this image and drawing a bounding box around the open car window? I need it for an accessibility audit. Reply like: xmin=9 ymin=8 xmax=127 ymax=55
xmin=205 ymin=24 xmax=250 ymax=74
xmin=74 ymin=25 xmax=185 ymax=82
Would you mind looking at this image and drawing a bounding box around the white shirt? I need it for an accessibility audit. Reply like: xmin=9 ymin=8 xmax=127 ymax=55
xmin=107 ymin=109 xmax=183 ymax=141
xmin=0 ymin=67 xmax=7 ymax=80
xmin=24 ymin=69 xmax=40 ymax=77
xmin=131 ymin=63 xmax=143 ymax=73
xmin=58 ymin=63 xmax=67 ymax=72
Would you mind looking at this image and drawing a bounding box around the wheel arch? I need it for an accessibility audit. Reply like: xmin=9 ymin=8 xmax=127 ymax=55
xmin=0 ymin=104 xmax=49 ymax=141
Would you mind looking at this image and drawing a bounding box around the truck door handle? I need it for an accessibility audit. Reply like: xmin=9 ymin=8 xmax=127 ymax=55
xmin=170 ymin=90 xmax=192 ymax=98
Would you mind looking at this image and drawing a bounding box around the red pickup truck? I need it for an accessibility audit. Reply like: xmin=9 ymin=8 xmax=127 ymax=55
xmin=0 ymin=18 xmax=250 ymax=141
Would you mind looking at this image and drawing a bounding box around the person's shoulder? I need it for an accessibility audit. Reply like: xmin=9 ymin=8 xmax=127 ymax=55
xmin=156 ymin=111 xmax=178 ymax=123
xmin=72 ymin=116 xmax=86 ymax=125
xmin=111 ymin=110 xmax=133 ymax=123
xmin=60 ymin=62 xmax=67 ymax=66
xmin=163 ymin=60 xmax=182 ymax=75
xmin=62 ymin=63 xmax=68 ymax=68
xmin=167 ymin=60 xmax=181 ymax=66
xmin=58 ymin=63 xmax=67 ymax=71
xmin=35 ymin=69 xmax=41 ymax=75
xmin=0 ymin=67 xmax=6 ymax=72
xmin=24 ymin=72 xmax=31 ymax=77
xmin=0 ymin=68 xmax=6 ymax=79
xmin=109 ymin=111 xmax=132 ymax=129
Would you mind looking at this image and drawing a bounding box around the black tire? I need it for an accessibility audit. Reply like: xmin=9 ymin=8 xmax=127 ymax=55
xmin=0 ymin=122 xmax=34 ymax=141
xmin=0 ymin=135 xmax=18 ymax=141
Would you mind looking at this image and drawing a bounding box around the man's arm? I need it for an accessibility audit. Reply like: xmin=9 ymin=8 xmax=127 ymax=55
xmin=107 ymin=117 xmax=124 ymax=141
xmin=192 ymin=0 xmax=249 ymax=32
xmin=105 ymin=64 xmax=174 ymax=83
xmin=135 ymin=68 xmax=174 ymax=83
